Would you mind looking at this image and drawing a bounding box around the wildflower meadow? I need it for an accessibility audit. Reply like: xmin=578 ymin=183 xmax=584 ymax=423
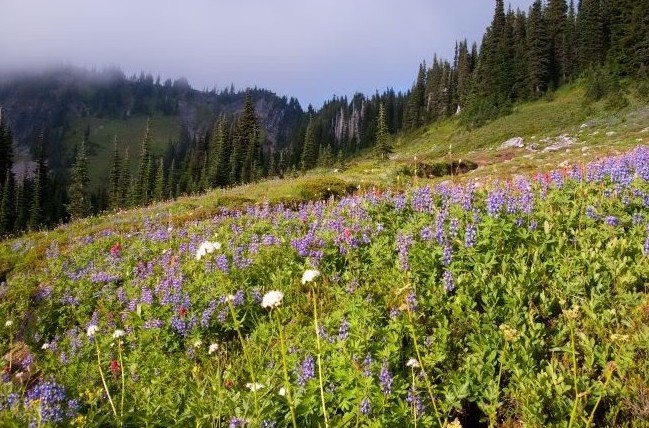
xmin=2 ymin=146 xmax=649 ymax=426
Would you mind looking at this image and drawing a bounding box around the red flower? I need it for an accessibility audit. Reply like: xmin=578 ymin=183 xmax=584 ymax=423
xmin=109 ymin=359 xmax=120 ymax=376
xmin=110 ymin=242 xmax=121 ymax=257
xmin=178 ymin=306 xmax=188 ymax=317
xmin=224 ymin=379 xmax=234 ymax=389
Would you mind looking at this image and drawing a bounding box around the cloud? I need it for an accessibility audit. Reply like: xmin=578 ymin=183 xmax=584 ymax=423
xmin=0 ymin=0 xmax=534 ymax=107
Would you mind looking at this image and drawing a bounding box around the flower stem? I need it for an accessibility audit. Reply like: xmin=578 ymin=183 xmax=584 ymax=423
xmin=312 ymin=289 xmax=330 ymax=428
xmin=117 ymin=340 xmax=125 ymax=422
xmin=227 ymin=300 xmax=260 ymax=422
xmin=568 ymin=322 xmax=580 ymax=428
xmin=406 ymin=301 xmax=443 ymax=428
xmin=94 ymin=340 xmax=119 ymax=425
xmin=275 ymin=310 xmax=298 ymax=428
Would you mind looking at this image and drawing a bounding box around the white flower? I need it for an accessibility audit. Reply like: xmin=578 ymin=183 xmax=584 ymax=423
xmin=406 ymin=358 xmax=420 ymax=368
xmin=246 ymin=382 xmax=264 ymax=392
xmin=208 ymin=343 xmax=219 ymax=354
xmin=112 ymin=329 xmax=125 ymax=339
xmin=41 ymin=343 xmax=50 ymax=350
xmin=301 ymin=269 xmax=321 ymax=284
xmin=193 ymin=340 xmax=203 ymax=348
xmin=87 ymin=325 xmax=99 ymax=337
xmin=278 ymin=387 xmax=286 ymax=396
xmin=195 ymin=241 xmax=222 ymax=260
xmin=4 ymin=320 xmax=12 ymax=328
xmin=261 ymin=290 xmax=284 ymax=308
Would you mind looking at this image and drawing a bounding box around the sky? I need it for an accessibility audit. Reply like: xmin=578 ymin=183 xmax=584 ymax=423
xmin=0 ymin=0 xmax=533 ymax=109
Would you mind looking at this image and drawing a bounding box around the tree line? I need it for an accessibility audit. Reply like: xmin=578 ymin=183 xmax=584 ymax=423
xmin=0 ymin=0 xmax=646 ymax=235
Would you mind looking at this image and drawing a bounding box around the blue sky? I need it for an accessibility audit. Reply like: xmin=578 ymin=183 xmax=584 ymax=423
xmin=0 ymin=0 xmax=533 ymax=108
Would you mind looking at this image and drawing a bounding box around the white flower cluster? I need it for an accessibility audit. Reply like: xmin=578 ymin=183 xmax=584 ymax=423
xmin=195 ymin=241 xmax=222 ymax=261
xmin=261 ymin=291 xmax=284 ymax=308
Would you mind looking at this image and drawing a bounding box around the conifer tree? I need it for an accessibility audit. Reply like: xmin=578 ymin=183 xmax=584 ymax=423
xmin=67 ymin=140 xmax=91 ymax=219
xmin=577 ymin=0 xmax=604 ymax=69
xmin=375 ymin=103 xmax=393 ymax=160
xmin=0 ymin=108 xmax=14 ymax=189
xmin=546 ymin=0 xmax=569 ymax=84
xmin=214 ymin=116 xmax=232 ymax=187
xmin=167 ymin=158 xmax=177 ymax=199
xmin=527 ymin=0 xmax=551 ymax=94
xmin=29 ymin=131 xmax=48 ymax=229
xmin=153 ymin=157 xmax=165 ymax=202
xmin=301 ymin=116 xmax=318 ymax=170
xmin=455 ymin=40 xmax=473 ymax=112
xmin=404 ymin=63 xmax=427 ymax=129
xmin=0 ymin=173 xmax=14 ymax=235
xmin=13 ymin=178 xmax=26 ymax=232
xmin=108 ymin=136 xmax=122 ymax=209
xmin=134 ymin=119 xmax=153 ymax=205
xmin=119 ymin=148 xmax=132 ymax=208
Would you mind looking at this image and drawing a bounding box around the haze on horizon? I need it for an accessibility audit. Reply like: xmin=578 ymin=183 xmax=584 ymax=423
xmin=0 ymin=0 xmax=534 ymax=109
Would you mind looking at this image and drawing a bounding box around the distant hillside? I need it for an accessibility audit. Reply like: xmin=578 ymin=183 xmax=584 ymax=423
xmin=0 ymin=66 xmax=305 ymax=178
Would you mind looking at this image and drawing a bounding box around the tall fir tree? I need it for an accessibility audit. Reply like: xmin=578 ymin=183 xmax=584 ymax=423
xmin=577 ymin=0 xmax=604 ymax=69
xmin=0 ymin=172 xmax=14 ymax=235
xmin=404 ymin=63 xmax=427 ymax=129
xmin=301 ymin=116 xmax=318 ymax=170
xmin=374 ymin=103 xmax=393 ymax=160
xmin=527 ymin=0 xmax=551 ymax=94
xmin=134 ymin=118 xmax=153 ymax=205
xmin=546 ymin=0 xmax=569 ymax=85
xmin=153 ymin=157 xmax=165 ymax=202
xmin=67 ymin=140 xmax=91 ymax=219
xmin=29 ymin=131 xmax=48 ymax=229
xmin=213 ymin=117 xmax=232 ymax=187
xmin=108 ymin=136 xmax=122 ymax=209
xmin=0 ymin=108 xmax=15 ymax=189
xmin=119 ymin=148 xmax=132 ymax=208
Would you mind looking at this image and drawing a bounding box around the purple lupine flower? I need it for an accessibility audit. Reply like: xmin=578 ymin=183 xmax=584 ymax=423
xmin=396 ymin=232 xmax=414 ymax=271
xmin=143 ymin=318 xmax=164 ymax=329
xmin=604 ymin=216 xmax=619 ymax=227
xmin=632 ymin=212 xmax=644 ymax=225
xmin=442 ymin=243 xmax=452 ymax=267
xmin=297 ymin=355 xmax=315 ymax=386
xmin=464 ymin=222 xmax=477 ymax=248
xmin=585 ymin=206 xmax=598 ymax=220
xmin=420 ymin=226 xmax=433 ymax=241
xmin=229 ymin=416 xmax=246 ymax=428
xmin=360 ymin=398 xmax=372 ymax=415
xmin=406 ymin=387 xmax=425 ymax=415
xmin=362 ymin=353 xmax=373 ymax=377
xmin=406 ymin=290 xmax=418 ymax=312
xmin=644 ymin=226 xmax=649 ymax=256
xmin=250 ymin=288 xmax=262 ymax=304
xmin=389 ymin=307 xmax=401 ymax=319
xmin=379 ymin=360 xmax=393 ymax=395
xmin=200 ymin=300 xmax=218 ymax=328
xmin=486 ymin=188 xmax=506 ymax=217
xmin=434 ymin=210 xmax=447 ymax=244
xmin=24 ymin=380 xmax=70 ymax=424
xmin=443 ymin=269 xmax=455 ymax=292
xmin=515 ymin=218 xmax=525 ymax=227
xmin=529 ymin=220 xmax=538 ymax=231
xmin=338 ymin=317 xmax=350 ymax=340
xmin=448 ymin=218 xmax=460 ymax=239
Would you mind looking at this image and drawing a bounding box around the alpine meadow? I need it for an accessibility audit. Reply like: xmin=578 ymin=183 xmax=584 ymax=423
xmin=2 ymin=0 xmax=649 ymax=426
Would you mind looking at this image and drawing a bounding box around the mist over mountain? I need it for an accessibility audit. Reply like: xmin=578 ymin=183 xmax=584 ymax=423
xmin=0 ymin=65 xmax=305 ymax=172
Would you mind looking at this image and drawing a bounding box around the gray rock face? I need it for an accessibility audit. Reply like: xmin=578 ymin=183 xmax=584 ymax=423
xmin=499 ymin=137 xmax=525 ymax=150
xmin=542 ymin=135 xmax=577 ymax=152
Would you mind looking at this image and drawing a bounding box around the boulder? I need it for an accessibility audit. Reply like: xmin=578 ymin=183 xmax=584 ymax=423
xmin=499 ymin=137 xmax=525 ymax=150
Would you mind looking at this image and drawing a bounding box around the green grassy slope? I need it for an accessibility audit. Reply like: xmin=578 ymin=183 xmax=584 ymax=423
xmin=62 ymin=115 xmax=182 ymax=187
